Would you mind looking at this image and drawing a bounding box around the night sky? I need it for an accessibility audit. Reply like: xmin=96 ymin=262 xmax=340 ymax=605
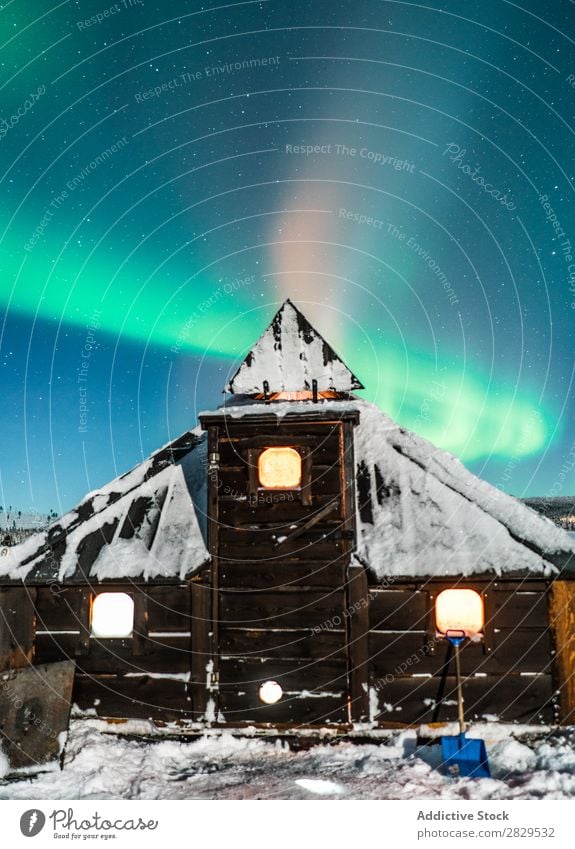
xmin=1 ymin=0 xmax=574 ymax=514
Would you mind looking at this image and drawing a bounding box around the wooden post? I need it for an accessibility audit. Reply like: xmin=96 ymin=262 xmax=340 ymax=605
xmin=340 ymin=417 xmax=369 ymax=722
xmin=207 ymin=425 xmax=220 ymax=710
xmin=0 ymin=587 xmax=36 ymax=671
xmin=75 ymin=589 xmax=91 ymax=656
xmin=132 ymin=591 xmax=149 ymax=657
xmin=549 ymin=580 xmax=575 ymax=723
xmin=190 ymin=579 xmax=212 ymax=718
xmin=346 ymin=564 xmax=370 ymax=722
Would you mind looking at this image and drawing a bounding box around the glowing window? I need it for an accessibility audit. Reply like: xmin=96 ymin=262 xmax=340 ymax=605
xmin=258 ymin=447 xmax=301 ymax=489
xmin=435 ymin=589 xmax=484 ymax=639
xmin=91 ymin=593 xmax=134 ymax=638
xmin=259 ymin=680 xmax=283 ymax=704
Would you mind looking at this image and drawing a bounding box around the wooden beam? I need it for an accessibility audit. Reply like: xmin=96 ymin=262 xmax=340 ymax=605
xmin=549 ymin=580 xmax=575 ymax=723
xmin=75 ymin=589 xmax=91 ymax=656
xmin=340 ymin=420 xmax=357 ymax=552
xmin=0 ymin=587 xmax=36 ymax=671
xmin=190 ymin=580 xmax=212 ymax=719
xmin=207 ymin=425 xmax=220 ymax=713
xmin=273 ymin=499 xmax=339 ymax=548
xmin=132 ymin=591 xmax=149 ymax=657
xmin=346 ymin=564 xmax=370 ymax=722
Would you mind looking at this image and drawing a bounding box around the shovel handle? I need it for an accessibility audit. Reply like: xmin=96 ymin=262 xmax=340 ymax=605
xmin=453 ymin=640 xmax=466 ymax=735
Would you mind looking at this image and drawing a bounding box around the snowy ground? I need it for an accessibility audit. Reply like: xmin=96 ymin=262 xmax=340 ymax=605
xmin=2 ymin=720 xmax=575 ymax=800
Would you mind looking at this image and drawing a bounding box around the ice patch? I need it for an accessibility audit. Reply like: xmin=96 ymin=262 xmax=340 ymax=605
xmin=0 ymin=747 xmax=10 ymax=778
xmin=295 ymin=778 xmax=345 ymax=795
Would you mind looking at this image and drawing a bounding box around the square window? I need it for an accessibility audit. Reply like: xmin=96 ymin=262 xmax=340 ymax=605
xmin=435 ymin=589 xmax=484 ymax=639
xmin=91 ymin=592 xmax=134 ymax=638
xmin=258 ymin=447 xmax=302 ymax=489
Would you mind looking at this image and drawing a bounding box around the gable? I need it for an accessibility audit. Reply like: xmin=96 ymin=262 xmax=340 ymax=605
xmin=227 ymin=299 xmax=363 ymax=394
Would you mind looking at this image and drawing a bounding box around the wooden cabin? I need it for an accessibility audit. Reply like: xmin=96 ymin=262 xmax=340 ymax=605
xmin=2 ymin=299 xmax=575 ymax=740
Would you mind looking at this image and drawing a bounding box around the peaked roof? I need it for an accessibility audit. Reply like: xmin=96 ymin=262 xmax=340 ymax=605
xmin=227 ymin=299 xmax=364 ymax=394
xmin=0 ymin=430 xmax=210 ymax=584
xmin=200 ymin=398 xmax=575 ymax=577
xmin=3 ymin=399 xmax=574 ymax=584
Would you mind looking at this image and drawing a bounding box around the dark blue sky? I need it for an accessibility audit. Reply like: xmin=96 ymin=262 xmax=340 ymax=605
xmin=1 ymin=0 xmax=574 ymax=514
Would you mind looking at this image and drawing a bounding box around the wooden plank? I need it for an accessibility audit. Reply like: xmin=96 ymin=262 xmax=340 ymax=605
xmin=371 ymin=673 xmax=555 ymax=725
xmin=72 ymin=674 xmax=192 ymax=721
xmin=310 ymin=466 xmax=341 ymax=495
xmin=132 ymin=592 xmax=148 ymax=657
xmin=75 ymin=589 xmax=91 ymax=656
xmin=146 ymin=585 xmax=191 ymax=633
xmin=34 ymin=587 xmax=84 ymax=631
xmin=219 ymin=589 xmax=345 ymax=629
xmin=272 ymin=499 xmax=340 ymax=548
xmin=301 ymin=448 xmax=313 ymax=506
xmin=489 ymin=590 xmax=548 ymax=630
xmin=366 ymin=578 xmax=549 ymax=592
xmin=369 ymin=590 xmax=429 ymax=632
xmin=488 ymin=580 xmax=550 ymax=593
xmin=219 ymin=507 xmax=341 ymax=544
xmin=190 ymin=580 xmax=212 ymax=718
xmin=219 ymin=429 xmax=339 ymax=447
xmin=219 ymin=559 xmax=346 ymax=590
xmin=219 ymin=520 xmax=343 ymax=544
xmin=207 ymin=425 xmax=220 ymax=558
xmin=548 ymin=580 xmax=575 ymax=723
xmin=202 ymin=411 xmax=360 ymax=428
xmin=218 ymin=537 xmax=344 ymax=561
xmin=347 ymin=564 xmax=369 ymax=722
xmin=34 ymin=632 xmax=79 ymax=663
xmin=340 ymin=420 xmax=356 ymax=548
xmin=214 ymin=467 xmax=248 ymax=498
xmin=218 ymin=690 xmax=348 ymax=725
xmin=369 ymin=628 xmax=553 ymax=678
xmin=220 ymin=493 xmax=340 ymax=524
xmin=35 ymin=633 xmax=192 ymax=673
xmin=219 ymin=656 xmax=347 ymax=692
xmin=219 ymin=628 xmax=345 ymax=660
xmin=207 ymin=424 xmax=221 ymax=698
xmin=0 ymin=587 xmax=36 ymax=671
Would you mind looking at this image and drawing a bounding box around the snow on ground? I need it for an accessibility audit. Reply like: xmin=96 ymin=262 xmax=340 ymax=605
xmin=2 ymin=720 xmax=575 ymax=800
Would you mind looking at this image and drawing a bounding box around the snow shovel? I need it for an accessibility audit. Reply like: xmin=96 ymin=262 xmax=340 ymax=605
xmin=440 ymin=630 xmax=490 ymax=779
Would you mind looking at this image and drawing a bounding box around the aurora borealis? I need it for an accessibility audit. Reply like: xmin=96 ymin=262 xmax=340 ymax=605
xmin=1 ymin=0 xmax=574 ymax=512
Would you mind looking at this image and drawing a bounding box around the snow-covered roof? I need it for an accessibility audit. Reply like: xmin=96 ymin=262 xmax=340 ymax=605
xmin=227 ymin=299 xmax=364 ymax=394
xmin=3 ymin=396 xmax=573 ymax=585
xmin=0 ymin=430 xmax=209 ymax=584
xmin=202 ymin=397 xmax=575 ymax=578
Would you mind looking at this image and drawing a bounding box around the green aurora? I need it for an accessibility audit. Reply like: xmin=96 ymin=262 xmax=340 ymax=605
xmin=1 ymin=225 xmax=551 ymax=465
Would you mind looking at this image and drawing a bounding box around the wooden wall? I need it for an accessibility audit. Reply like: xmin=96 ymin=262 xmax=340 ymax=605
xmin=366 ymin=579 xmax=557 ymax=725
xmin=0 ymin=574 xmax=565 ymax=727
xmin=32 ymin=584 xmax=196 ymax=722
